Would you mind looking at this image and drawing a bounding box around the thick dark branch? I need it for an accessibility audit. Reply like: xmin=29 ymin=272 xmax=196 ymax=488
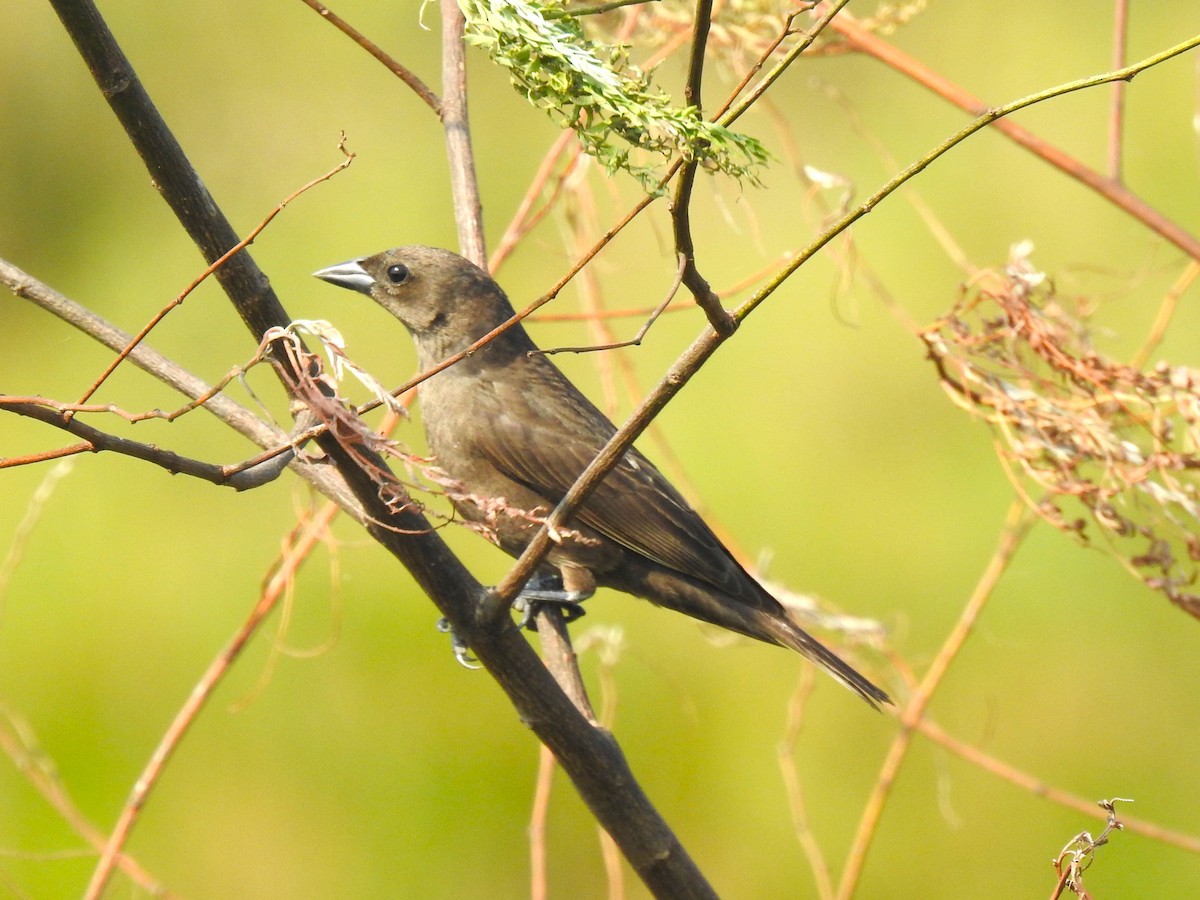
xmin=49 ymin=2 xmax=712 ymax=897
xmin=50 ymin=0 xmax=287 ymax=343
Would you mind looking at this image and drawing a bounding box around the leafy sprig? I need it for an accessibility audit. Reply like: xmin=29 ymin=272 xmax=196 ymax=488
xmin=458 ymin=0 xmax=769 ymax=189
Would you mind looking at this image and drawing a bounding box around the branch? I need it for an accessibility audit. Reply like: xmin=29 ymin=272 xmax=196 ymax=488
xmin=827 ymin=11 xmax=1200 ymax=263
xmin=1 ymin=399 xmax=294 ymax=489
xmin=670 ymin=0 xmax=736 ymax=336
xmin=441 ymin=0 xmax=487 ymax=266
xmin=47 ymin=2 xmax=713 ymax=897
xmin=716 ymin=0 xmax=849 ymax=127
xmin=72 ymin=139 xmax=354 ymax=408
xmin=734 ymin=28 xmax=1200 ymax=326
xmin=837 ymin=502 xmax=1035 ymax=899
xmin=490 ymin=320 xmax=726 ymax=611
xmin=1 ymin=257 xmax=357 ymax=512
xmin=300 ymin=0 xmax=441 ymax=114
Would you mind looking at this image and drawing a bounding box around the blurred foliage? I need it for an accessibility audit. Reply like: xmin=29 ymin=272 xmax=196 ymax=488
xmin=2 ymin=1 xmax=1200 ymax=899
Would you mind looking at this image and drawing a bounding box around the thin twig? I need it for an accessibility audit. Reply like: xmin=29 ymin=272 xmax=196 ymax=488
xmin=734 ymin=30 xmax=1200 ymax=327
xmin=917 ymin=719 xmax=1200 ymax=854
xmin=716 ymin=1 xmax=850 ymax=127
xmin=535 ymin=253 xmax=687 ymax=354
xmin=836 ymin=501 xmax=1035 ymax=900
xmin=83 ymin=503 xmax=339 ymax=899
xmin=487 ymin=322 xmax=726 ymax=615
xmin=711 ymin=9 xmax=807 ymax=123
xmin=2 ymin=400 xmax=293 ymax=489
xmin=828 ymin=12 xmax=1200 ymax=263
xmin=441 ymin=0 xmax=486 ymax=266
xmin=778 ymin=667 xmax=835 ymax=900
xmin=544 ymin=0 xmax=657 ymax=18
xmin=1107 ymin=0 xmax=1129 ymax=180
xmin=1 ymin=257 xmax=359 ymax=515
xmin=489 ymin=130 xmax=580 ymax=274
xmin=529 ymin=743 xmax=555 ymax=900
xmin=299 ymin=0 xmax=441 ymax=113
xmin=72 ymin=136 xmax=354 ymax=410
xmin=0 ymin=706 xmax=172 ymax=896
xmin=1129 ymin=261 xmax=1200 ymax=370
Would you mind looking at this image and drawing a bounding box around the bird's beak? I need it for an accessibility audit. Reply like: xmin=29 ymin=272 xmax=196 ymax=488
xmin=312 ymin=259 xmax=375 ymax=294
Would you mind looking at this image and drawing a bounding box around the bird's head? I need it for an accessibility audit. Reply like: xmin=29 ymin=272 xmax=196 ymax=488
xmin=314 ymin=245 xmax=529 ymax=363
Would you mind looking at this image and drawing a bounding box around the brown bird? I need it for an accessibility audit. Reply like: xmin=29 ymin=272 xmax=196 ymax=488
xmin=314 ymin=246 xmax=888 ymax=707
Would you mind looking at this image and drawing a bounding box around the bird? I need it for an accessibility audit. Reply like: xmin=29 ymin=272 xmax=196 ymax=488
xmin=314 ymin=246 xmax=889 ymax=707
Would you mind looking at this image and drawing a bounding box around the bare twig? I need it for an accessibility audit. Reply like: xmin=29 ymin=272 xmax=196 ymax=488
xmin=1129 ymin=261 xmax=1200 ymax=370
xmin=487 ymin=321 xmax=726 ymax=614
xmin=299 ymin=0 xmax=441 ymax=113
xmin=535 ymin=252 xmax=687 ymax=355
xmin=0 ymin=706 xmax=172 ymax=896
xmin=1 ymin=257 xmax=358 ymax=513
xmin=778 ymin=667 xmax=835 ymax=900
xmin=836 ymin=501 xmax=1035 ymax=900
xmin=84 ymin=502 xmax=339 ymax=900
xmin=490 ymin=130 xmax=580 ymax=274
xmin=1107 ymin=0 xmax=1130 ymax=180
xmin=716 ymin=1 xmax=850 ymax=127
xmin=1051 ymin=798 xmax=1130 ymax=899
xmin=917 ymin=720 xmax=1200 ymax=854
xmin=828 ymin=12 xmax=1200 ymax=263
xmin=529 ymin=742 xmax=555 ymax=900
xmin=0 ymin=461 xmax=75 ymax=617
xmin=441 ymin=0 xmax=486 ymax=266
xmin=72 ymin=137 xmax=354 ymax=410
xmin=2 ymin=399 xmax=293 ymax=489
xmin=544 ymin=0 xmax=657 ymax=18
xmin=734 ymin=30 xmax=1200 ymax=328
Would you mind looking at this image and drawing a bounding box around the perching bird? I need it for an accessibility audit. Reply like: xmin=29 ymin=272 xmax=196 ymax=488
xmin=314 ymin=246 xmax=888 ymax=707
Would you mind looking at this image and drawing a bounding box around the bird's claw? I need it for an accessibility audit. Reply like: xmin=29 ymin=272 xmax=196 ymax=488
xmin=513 ymin=590 xmax=589 ymax=631
xmin=511 ymin=570 xmax=591 ymax=630
xmin=436 ymin=617 xmax=481 ymax=669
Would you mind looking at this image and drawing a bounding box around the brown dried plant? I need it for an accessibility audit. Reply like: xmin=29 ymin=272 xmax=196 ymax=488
xmin=923 ymin=241 xmax=1200 ymax=616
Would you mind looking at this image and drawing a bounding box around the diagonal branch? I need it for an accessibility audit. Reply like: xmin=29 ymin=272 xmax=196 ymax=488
xmin=2 ymin=399 xmax=294 ymax=489
xmin=827 ymin=11 xmax=1200 ymax=263
xmin=1 ymin=256 xmax=357 ymax=512
xmin=299 ymin=0 xmax=441 ymax=113
xmin=47 ymin=2 xmax=714 ymax=898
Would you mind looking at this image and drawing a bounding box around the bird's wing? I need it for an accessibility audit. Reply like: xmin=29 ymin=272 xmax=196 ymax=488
xmin=474 ymin=363 xmax=750 ymax=597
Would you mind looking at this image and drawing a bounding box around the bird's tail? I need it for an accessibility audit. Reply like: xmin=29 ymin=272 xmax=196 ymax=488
xmin=612 ymin=563 xmax=889 ymax=707
xmin=754 ymin=610 xmax=890 ymax=708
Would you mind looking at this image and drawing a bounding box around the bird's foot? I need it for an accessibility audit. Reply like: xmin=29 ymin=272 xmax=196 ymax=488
xmin=436 ymin=617 xmax=481 ymax=669
xmin=512 ymin=571 xmax=589 ymax=631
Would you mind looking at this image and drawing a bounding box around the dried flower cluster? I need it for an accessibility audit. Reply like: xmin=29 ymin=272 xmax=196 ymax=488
xmin=922 ymin=243 xmax=1200 ymax=616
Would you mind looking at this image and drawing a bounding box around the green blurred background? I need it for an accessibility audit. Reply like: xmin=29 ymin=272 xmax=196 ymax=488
xmin=3 ymin=2 xmax=1200 ymax=897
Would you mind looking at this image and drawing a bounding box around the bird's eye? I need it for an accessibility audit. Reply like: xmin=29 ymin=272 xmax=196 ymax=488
xmin=386 ymin=263 xmax=411 ymax=284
